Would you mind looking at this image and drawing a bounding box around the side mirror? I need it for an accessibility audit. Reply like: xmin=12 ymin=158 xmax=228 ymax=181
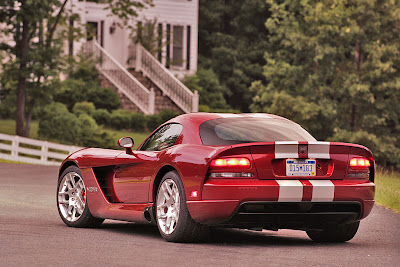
xmin=118 ymin=137 xmax=134 ymax=154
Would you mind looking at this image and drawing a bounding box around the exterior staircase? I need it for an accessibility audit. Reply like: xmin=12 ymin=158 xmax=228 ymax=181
xmin=90 ymin=41 xmax=198 ymax=114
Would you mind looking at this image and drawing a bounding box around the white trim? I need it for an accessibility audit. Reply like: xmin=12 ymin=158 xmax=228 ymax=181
xmin=276 ymin=180 xmax=303 ymax=202
xmin=309 ymin=180 xmax=335 ymax=202
xmin=308 ymin=141 xmax=331 ymax=159
xmin=275 ymin=141 xmax=299 ymax=159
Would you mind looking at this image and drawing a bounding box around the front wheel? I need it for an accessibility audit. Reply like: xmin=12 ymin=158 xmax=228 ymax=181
xmin=306 ymin=221 xmax=360 ymax=243
xmin=155 ymin=171 xmax=207 ymax=242
xmin=57 ymin=165 xmax=104 ymax=228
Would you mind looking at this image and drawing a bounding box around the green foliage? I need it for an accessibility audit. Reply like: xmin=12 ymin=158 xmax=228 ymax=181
xmin=77 ymin=113 xmax=114 ymax=148
xmin=55 ymin=58 xmax=121 ymax=112
xmin=110 ymin=109 xmax=132 ymax=130
xmin=0 ymin=0 xmax=68 ymax=136
xmin=38 ymin=102 xmax=114 ymax=148
xmin=73 ymin=102 xmax=96 ymax=116
xmin=198 ymin=0 xmax=270 ymax=111
xmin=93 ymin=109 xmax=111 ymax=126
xmin=251 ymin=0 xmax=400 ymax=167
xmin=146 ymin=114 xmax=162 ymax=132
xmin=86 ymin=86 xmax=121 ymax=111
xmin=183 ymin=68 xmax=229 ymax=109
xmin=130 ymin=112 xmax=146 ymax=132
xmin=38 ymin=102 xmax=80 ymax=144
xmin=159 ymin=109 xmax=180 ymax=124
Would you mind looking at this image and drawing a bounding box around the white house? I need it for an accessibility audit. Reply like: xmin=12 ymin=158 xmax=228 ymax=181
xmin=69 ymin=0 xmax=198 ymax=77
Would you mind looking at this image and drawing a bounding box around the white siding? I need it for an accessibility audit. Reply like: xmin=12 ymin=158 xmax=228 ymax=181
xmin=73 ymin=0 xmax=198 ymax=76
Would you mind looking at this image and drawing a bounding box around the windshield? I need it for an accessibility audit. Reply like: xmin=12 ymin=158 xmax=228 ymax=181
xmin=199 ymin=118 xmax=316 ymax=146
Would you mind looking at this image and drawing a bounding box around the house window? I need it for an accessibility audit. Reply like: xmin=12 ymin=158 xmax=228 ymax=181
xmin=172 ymin=25 xmax=183 ymax=67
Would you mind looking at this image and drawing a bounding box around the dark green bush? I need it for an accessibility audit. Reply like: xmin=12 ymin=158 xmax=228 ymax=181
xmin=159 ymin=109 xmax=180 ymax=123
xmin=73 ymin=101 xmax=96 ymax=116
xmin=110 ymin=109 xmax=132 ymax=130
xmin=93 ymin=108 xmax=111 ymax=126
xmin=38 ymin=102 xmax=80 ymax=144
xmin=77 ymin=114 xmax=114 ymax=148
xmin=86 ymin=87 xmax=120 ymax=111
xmin=130 ymin=112 xmax=147 ymax=132
xmin=146 ymin=114 xmax=162 ymax=132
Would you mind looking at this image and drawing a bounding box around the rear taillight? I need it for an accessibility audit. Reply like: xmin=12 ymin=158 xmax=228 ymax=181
xmin=350 ymin=158 xmax=371 ymax=167
xmin=210 ymin=157 xmax=251 ymax=168
xmin=348 ymin=157 xmax=371 ymax=179
xmin=209 ymin=157 xmax=254 ymax=178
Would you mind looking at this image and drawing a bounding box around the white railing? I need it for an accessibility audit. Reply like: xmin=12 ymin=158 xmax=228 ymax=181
xmin=136 ymin=43 xmax=199 ymax=113
xmin=91 ymin=41 xmax=155 ymax=114
xmin=0 ymin=133 xmax=83 ymax=166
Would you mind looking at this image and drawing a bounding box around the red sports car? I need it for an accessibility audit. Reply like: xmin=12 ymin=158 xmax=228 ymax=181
xmin=57 ymin=113 xmax=375 ymax=242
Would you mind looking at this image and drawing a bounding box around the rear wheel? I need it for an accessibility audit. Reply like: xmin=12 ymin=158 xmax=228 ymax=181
xmin=306 ymin=221 xmax=360 ymax=243
xmin=155 ymin=171 xmax=207 ymax=242
xmin=57 ymin=165 xmax=104 ymax=228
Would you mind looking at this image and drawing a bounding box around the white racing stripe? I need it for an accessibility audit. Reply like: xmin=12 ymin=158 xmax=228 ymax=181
xmin=246 ymin=113 xmax=273 ymax=118
xmin=276 ymin=180 xmax=303 ymax=202
xmin=216 ymin=113 xmax=242 ymax=118
xmin=309 ymin=180 xmax=335 ymax=201
xmin=308 ymin=141 xmax=330 ymax=159
xmin=275 ymin=141 xmax=299 ymax=159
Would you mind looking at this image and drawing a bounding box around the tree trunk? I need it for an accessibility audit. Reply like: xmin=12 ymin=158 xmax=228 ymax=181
xmin=16 ymin=17 xmax=31 ymax=137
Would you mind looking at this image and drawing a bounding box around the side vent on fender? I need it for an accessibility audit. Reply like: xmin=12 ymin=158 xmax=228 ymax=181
xmin=92 ymin=166 xmax=120 ymax=203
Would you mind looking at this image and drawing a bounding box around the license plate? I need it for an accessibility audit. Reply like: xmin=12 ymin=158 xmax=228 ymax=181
xmin=286 ymin=159 xmax=316 ymax=176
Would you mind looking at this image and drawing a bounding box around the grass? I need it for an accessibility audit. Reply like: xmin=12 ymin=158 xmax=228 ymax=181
xmin=375 ymin=169 xmax=400 ymax=213
xmin=0 ymin=119 xmax=39 ymax=138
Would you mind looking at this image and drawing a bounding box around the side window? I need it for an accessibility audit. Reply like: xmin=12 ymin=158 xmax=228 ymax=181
xmin=140 ymin=124 xmax=183 ymax=151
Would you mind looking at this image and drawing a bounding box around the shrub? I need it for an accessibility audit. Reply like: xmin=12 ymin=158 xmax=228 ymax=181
xmin=77 ymin=114 xmax=114 ymax=148
xmin=159 ymin=109 xmax=180 ymax=123
xmin=38 ymin=102 xmax=80 ymax=144
xmin=130 ymin=112 xmax=147 ymax=132
xmin=146 ymin=114 xmax=162 ymax=132
xmin=87 ymin=87 xmax=121 ymax=111
xmin=73 ymin=101 xmax=96 ymax=116
xmin=110 ymin=109 xmax=132 ymax=130
xmin=93 ymin=109 xmax=111 ymax=126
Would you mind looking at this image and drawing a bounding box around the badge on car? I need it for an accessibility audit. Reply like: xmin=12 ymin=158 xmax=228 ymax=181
xmin=286 ymin=159 xmax=316 ymax=176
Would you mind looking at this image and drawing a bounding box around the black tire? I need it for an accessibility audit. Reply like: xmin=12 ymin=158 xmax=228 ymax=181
xmin=57 ymin=165 xmax=104 ymax=228
xmin=306 ymin=221 xmax=360 ymax=243
xmin=155 ymin=170 xmax=208 ymax=242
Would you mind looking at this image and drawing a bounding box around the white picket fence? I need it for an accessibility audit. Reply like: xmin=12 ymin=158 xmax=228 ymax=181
xmin=0 ymin=133 xmax=83 ymax=166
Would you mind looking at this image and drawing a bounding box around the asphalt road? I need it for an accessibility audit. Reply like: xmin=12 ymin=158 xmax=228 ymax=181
xmin=0 ymin=163 xmax=399 ymax=267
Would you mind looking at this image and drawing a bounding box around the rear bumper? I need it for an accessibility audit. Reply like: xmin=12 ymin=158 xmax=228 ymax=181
xmin=186 ymin=179 xmax=375 ymax=228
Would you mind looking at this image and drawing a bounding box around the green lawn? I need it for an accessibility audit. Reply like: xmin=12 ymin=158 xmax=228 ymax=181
xmin=375 ymin=169 xmax=400 ymax=213
xmin=0 ymin=119 xmax=39 ymax=138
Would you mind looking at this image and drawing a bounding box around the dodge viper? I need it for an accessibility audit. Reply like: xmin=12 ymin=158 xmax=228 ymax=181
xmin=57 ymin=113 xmax=375 ymax=242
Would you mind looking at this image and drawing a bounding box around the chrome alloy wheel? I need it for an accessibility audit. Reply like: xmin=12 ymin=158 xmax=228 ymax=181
xmin=156 ymin=178 xmax=180 ymax=235
xmin=58 ymin=172 xmax=86 ymax=222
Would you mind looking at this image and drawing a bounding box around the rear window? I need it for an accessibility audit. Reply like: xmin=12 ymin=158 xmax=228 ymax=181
xmin=199 ymin=118 xmax=316 ymax=146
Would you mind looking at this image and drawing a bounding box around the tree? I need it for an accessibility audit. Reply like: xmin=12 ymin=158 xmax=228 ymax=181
xmin=251 ymin=0 xmax=400 ymax=167
xmin=198 ymin=0 xmax=270 ymax=111
xmin=0 ymin=0 xmax=68 ymax=136
xmin=183 ymin=68 xmax=229 ymax=110
xmin=0 ymin=0 xmax=152 ymax=137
